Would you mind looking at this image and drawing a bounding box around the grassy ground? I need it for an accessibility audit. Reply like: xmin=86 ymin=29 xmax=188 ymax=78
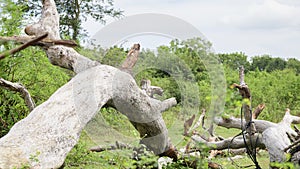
xmin=213 ymin=126 xmax=270 ymax=169
xmin=63 ymin=108 xmax=271 ymax=168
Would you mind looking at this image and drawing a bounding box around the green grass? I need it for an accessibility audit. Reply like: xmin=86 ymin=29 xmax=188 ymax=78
xmin=64 ymin=108 xmax=271 ymax=169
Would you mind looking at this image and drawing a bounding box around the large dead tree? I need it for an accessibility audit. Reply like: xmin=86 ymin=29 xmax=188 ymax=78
xmin=0 ymin=0 xmax=177 ymax=168
xmin=191 ymin=67 xmax=300 ymax=167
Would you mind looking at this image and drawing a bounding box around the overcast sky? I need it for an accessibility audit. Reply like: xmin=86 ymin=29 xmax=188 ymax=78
xmin=83 ymin=0 xmax=300 ymax=59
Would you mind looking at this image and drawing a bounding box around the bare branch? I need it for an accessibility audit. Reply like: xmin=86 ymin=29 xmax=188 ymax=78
xmin=0 ymin=33 xmax=48 ymax=60
xmin=0 ymin=35 xmax=77 ymax=48
xmin=191 ymin=134 xmax=265 ymax=150
xmin=252 ymin=104 xmax=265 ymax=119
xmin=214 ymin=116 xmax=276 ymax=133
xmin=141 ymin=79 xmax=164 ymax=98
xmin=24 ymin=0 xmax=98 ymax=73
xmin=0 ymin=78 xmax=35 ymax=111
xmin=121 ymin=44 xmax=140 ymax=69
xmin=160 ymin=98 xmax=177 ymax=112
xmin=183 ymin=114 xmax=196 ymax=136
xmin=233 ymin=66 xmax=256 ymax=134
xmin=189 ymin=108 xmax=206 ymax=133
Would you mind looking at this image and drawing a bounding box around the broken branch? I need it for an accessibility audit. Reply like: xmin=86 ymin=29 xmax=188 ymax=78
xmin=0 ymin=78 xmax=35 ymax=111
xmin=0 ymin=33 xmax=48 ymax=60
xmin=0 ymin=35 xmax=78 ymax=49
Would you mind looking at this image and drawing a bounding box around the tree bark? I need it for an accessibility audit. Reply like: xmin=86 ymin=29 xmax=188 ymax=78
xmin=0 ymin=35 xmax=77 ymax=48
xmin=0 ymin=33 xmax=48 ymax=60
xmin=232 ymin=66 xmax=256 ymax=134
xmin=0 ymin=0 xmax=178 ymax=168
xmin=194 ymin=109 xmax=300 ymax=164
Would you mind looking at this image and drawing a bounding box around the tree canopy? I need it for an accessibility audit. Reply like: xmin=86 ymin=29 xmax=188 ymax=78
xmin=19 ymin=0 xmax=123 ymax=41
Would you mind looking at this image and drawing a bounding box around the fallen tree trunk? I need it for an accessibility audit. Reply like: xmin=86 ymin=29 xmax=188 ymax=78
xmin=194 ymin=109 xmax=300 ymax=165
xmin=192 ymin=134 xmax=265 ymax=150
xmin=191 ymin=66 xmax=300 ymax=166
xmin=0 ymin=0 xmax=178 ymax=168
xmin=0 ymin=65 xmax=177 ymax=169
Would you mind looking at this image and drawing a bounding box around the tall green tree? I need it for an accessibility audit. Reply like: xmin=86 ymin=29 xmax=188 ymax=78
xmin=250 ymin=55 xmax=286 ymax=72
xmin=21 ymin=0 xmax=123 ymax=41
xmin=218 ymin=52 xmax=250 ymax=71
xmin=286 ymin=58 xmax=300 ymax=74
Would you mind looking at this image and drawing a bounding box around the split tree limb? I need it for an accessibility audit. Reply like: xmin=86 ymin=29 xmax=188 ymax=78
xmin=0 ymin=78 xmax=35 ymax=111
xmin=24 ymin=0 xmax=98 ymax=73
xmin=252 ymin=104 xmax=265 ymax=119
xmin=0 ymin=33 xmax=48 ymax=60
xmin=232 ymin=66 xmax=256 ymax=134
xmin=121 ymin=43 xmax=140 ymax=74
xmin=183 ymin=114 xmax=196 ymax=136
xmin=188 ymin=108 xmax=206 ymax=134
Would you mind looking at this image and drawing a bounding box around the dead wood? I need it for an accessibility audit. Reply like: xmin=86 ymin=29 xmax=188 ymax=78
xmin=183 ymin=114 xmax=196 ymax=136
xmin=120 ymin=43 xmax=140 ymax=74
xmin=191 ymin=134 xmax=265 ymax=150
xmin=188 ymin=108 xmax=206 ymax=134
xmin=0 ymin=33 xmax=48 ymax=60
xmin=0 ymin=78 xmax=35 ymax=111
xmin=0 ymin=35 xmax=77 ymax=49
xmin=232 ymin=66 xmax=256 ymax=134
xmin=141 ymin=79 xmax=164 ymax=98
xmin=0 ymin=0 xmax=178 ymax=168
xmin=252 ymin=104 xmax=265 ymax=119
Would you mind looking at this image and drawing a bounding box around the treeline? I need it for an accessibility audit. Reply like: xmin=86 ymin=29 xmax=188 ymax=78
xmin=219 ymin=52 xmax=300 ymax=74
xmin=1 ymin=37 xmax=300 ymax=137
xmin=82 ymin=38 xmax=300 ymax=123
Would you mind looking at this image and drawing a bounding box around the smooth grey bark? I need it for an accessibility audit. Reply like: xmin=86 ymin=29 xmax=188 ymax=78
xmin=194 ymin=109 xmax=300 ymax=163
xmin=0 ymin=0 xmax=177 ymax=168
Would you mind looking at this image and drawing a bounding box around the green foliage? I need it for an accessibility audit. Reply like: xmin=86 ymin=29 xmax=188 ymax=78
xmin=20 ymin=0 xmax=123 ymax=41
xmin=270 ymin=161 xmax=296 ymax=169
xmin=0 ymin=0 xmax=26 ymax=36
xmin=250 ymin=55 xmax=287 ymax=72
xmin=101 ymin=107 xmax=138 ymax=137
xmin=218 ymin=52 xmax=250 ymax=71
xmin=0 ymin=47 xmax=70 ymax=137
xmin=0 ymin=1 xmax=70 ymax=136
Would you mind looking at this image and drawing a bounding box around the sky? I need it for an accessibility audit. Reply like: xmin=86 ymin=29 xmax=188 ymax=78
xmin=83 ymin=0 xmax=300 ymax=59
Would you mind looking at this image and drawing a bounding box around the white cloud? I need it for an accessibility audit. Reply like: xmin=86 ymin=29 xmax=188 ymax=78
xmin=221 ymin=0 xmax=300 ymax=30
xmin=83 ymin=0 xmax=300 ymax=59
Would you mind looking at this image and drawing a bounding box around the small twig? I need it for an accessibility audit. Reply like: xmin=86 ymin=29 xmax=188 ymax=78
xmin=0 ymin=33 xmax=48 ymax=60
xmin=284 ymin=139 xmax=300 ymax=152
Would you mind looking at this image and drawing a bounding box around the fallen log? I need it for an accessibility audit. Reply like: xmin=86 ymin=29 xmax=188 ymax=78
xmin=0 ymin=0 xmax=178 ymax=168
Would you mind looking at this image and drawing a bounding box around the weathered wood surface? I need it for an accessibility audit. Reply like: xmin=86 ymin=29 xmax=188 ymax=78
xmin=0 ymin=78 xmax=35 ymax=111
xmin=0 ymin=0 xmax=178 ymax=168
xmin=194 ymin=109 xmax=300 ymax=164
